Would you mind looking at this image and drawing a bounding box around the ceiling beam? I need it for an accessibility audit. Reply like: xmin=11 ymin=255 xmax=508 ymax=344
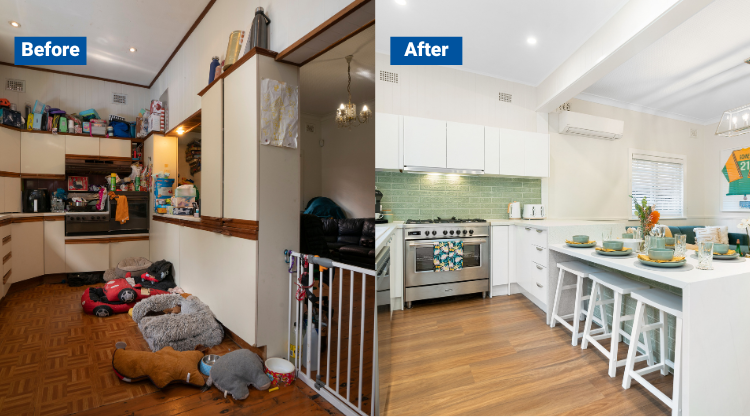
xmin=535 ymin=0 xmax=714 ymax=113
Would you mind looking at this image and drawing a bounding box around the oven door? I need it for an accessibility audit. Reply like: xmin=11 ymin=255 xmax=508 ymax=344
xmin=110 ymin=194 xmax=150 ymax=233
xmin=404 ymin=238 xmax=489 ymax=287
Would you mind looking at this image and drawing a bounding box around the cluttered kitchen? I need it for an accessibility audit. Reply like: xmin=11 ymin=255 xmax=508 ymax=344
xmin=0 ymin=0 xmax=375 ymax=416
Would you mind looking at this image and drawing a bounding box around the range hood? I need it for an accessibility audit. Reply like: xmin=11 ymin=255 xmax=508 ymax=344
xmin=715 ymin=104 xmax=750 ymax=137
xmin=402 ymin=166 xmax=484 ymax=175
xmin=65 ymin=155 xmax=133 ymax=174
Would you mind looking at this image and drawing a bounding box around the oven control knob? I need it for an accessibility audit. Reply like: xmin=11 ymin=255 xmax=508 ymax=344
xmin=443 ymin=230 xmax=448 ymax=235
xmin=469 ymin=229 xmax=474 ymax=235
xmin=449 ymin=230 xmax=454 ymax=235
xmin=424 ymin=230 xmax=430 ymax=236
xmin=432 ymin=230 xmax=437 ymax=236
xmin=463 ymin=230 xmax=467 ymax=234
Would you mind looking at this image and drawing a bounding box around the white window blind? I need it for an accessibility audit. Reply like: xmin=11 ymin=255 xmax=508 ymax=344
xmin=631 ymin=153 xmax=684 ymax=217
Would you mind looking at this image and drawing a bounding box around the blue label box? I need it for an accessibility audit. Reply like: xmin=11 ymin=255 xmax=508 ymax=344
xmin=390 ymin=37 xmax=462 ymax=65
xmin=15 ymin=37 xmax=87 ymax=65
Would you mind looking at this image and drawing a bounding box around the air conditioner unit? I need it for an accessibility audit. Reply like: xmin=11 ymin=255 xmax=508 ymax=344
xmin=558 ymin=111 xmax=624 ymax=140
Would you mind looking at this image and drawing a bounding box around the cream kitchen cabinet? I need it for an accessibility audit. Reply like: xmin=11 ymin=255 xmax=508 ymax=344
xmin=0 ymin=126 xmax=21 ymax=173
xmin=375 ymin=113 xmax=401 ymax=170
xmin=11 ymin=219 xmax=44 ymax=283
xmin=44 ymin=220 xmax=66 ymax=274
xmin=21 ymin=132 xmax=65 ymax=175
xmin=1 ymin=220 xmax=11 ymax=291
xmin=446 ymin=121 xmax=484 ymax=172
xmin=201 ymin=79 xmax=223 ymax=219
xmin=4 ymin=178 xmax=21 ymax=213
xmin=66 ymin=242 xmax=109 ymax=273
xmin=100 ymin=138 xmax=131 ymax=158
xmin=484 ymin=126 xmax=500 ymax=175
xmin=491 ymin=226 xmax=509 ymax=292
xmin=403 ymin=116 xmax=446 ymax=169
xmin=110 ymin=240 xmax=150 ymax=265
xmin=65 ymin=136 xmax=100 ymax=156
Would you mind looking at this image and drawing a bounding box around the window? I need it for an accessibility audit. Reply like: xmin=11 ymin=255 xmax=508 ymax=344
xmin=629 ymin=150 xmax=685 ymax=218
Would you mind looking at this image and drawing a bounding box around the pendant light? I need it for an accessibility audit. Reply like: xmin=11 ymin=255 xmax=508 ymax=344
xmin=335 ymin=55 xmax=371 ymax=129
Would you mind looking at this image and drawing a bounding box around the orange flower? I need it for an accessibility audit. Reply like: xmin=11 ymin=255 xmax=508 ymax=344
xmin=644 ymin=210 xmax=661 ymax=232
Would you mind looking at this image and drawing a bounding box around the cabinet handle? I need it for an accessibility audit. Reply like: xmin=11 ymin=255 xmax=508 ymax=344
xmin=2 ymin=235 xmax=10 ymax=245
xmin=444 ymin=288 xmax=453 ymax=293
xmin=536 ymin=282 xmax=543 ymax=288
xmin=536 ymin=229 xmax=543 ymax=233
xmin=3 ymin=252 xmax=10 ymax=264
xmin=525 ymin=227 xmax=531 ymax=231
xmin=535 ymin=246 xmax=543 ymax=251
xmin=535 ymin=264 xmax=543 ymax=270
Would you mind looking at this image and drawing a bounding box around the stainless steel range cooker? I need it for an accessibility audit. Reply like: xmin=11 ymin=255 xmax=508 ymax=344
xmin=403 ymin=217 xmax=489 ymax=308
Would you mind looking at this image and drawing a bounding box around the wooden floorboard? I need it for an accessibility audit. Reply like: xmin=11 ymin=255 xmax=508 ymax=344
xmin=0 ymin=282 xmax=341 ymax=416
xmin=379 ymin=293 xmax=673 ymax=416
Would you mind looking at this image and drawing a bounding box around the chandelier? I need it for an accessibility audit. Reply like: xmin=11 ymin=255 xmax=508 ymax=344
xmin=336 ymin=55 xmax=371 ymax=129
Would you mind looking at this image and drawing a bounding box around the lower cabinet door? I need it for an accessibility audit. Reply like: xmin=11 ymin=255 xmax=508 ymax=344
xmin=66 ymin=243 xmax=110 ymax=273
xmin=110 ymin=240 xmax=149 ymax=266
xmin=11 ymin=221 xmax=44 ymax=283
xmin=44 ymin=220 xmax=66 ymax=274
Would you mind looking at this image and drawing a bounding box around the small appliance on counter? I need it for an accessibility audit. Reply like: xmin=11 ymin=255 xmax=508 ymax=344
xmin=508 ymin=201 xmax=521 ymax=219
xmin=23 ymin=189 xmax=51 ymax=213
xmin=375 ymin=189 xmax=387 ymax=224
xmin=523 ymin=204 xmax=545 ymax=220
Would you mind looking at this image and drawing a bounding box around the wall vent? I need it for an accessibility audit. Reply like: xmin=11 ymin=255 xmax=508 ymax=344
xmin=306 ymin=123 xmax=315 ymax=133
xmin=379 ymin=70 xmax=398 ymax=83
xmin=499 ymin=92 xmax=512 ymax=103
xmin=689 ymin=128 xmax=698 ymax=139
xmin=5 ymin=79 xmax=25 ymax=92
xmin=112 ymin=93 xmax=127 ymax=105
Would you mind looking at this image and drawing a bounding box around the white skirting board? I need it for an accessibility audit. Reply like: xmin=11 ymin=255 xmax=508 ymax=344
xmin=510 ymin=282 xmax=548 ymax=317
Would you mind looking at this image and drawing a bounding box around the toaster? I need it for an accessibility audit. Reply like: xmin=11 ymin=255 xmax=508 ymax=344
xmin=523 ymin=204 xmax=545 ymax=220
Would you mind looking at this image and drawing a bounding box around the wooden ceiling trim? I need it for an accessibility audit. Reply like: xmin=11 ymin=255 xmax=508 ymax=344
xmin=0 ymin=61 xmax=150 ymax=89
xmin=298 ymin=19 xmax=375 ymax=66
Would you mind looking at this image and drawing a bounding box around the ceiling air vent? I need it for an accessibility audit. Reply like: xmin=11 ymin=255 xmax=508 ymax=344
xmin=112 ymin=93 xmax=127 ymax=105
xmin=6 ymin=79 xmax=25 ymax=92
xmin=379 ymin=70 xmax=398 ymax=83
xmin=499 ymin=92 xmax=512 ymax=103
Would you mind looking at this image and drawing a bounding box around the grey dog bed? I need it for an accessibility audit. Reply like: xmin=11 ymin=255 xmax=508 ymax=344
xmin=132 ymin=294 xmax=224 ymax=352
xmin=103 ymin=257 xmax=153 ymax=281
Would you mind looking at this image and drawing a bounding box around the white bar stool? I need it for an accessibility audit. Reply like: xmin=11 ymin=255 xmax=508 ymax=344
xmin=581 ymin=272 xmax=654 ymax=377
xmin=550 ymin=261 xmax=605 ymax=346
xmin=622 ymin=288 xmax=683 ymax=416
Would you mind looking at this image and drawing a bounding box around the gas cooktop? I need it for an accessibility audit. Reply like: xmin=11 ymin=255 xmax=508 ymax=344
xmin=405 ymin=217 xmax=487 ymax=224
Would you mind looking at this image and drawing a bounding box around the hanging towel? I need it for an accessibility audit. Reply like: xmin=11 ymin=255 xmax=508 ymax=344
xmin=433 ymin=241 xmax=464 ymax=272
xmin=108 ymin=191 xmax=130 ymax=224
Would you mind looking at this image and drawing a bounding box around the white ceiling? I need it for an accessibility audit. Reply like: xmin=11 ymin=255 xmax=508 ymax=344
xmin=580 ymin=0 xmax=750 ymax=125
xmin=375 ymin=0 xmax=630 ymax=86
xmin=300 ymin=25 xmax=374 ymax=117
xmin=0 ymin=0 xmax=209 ymax=86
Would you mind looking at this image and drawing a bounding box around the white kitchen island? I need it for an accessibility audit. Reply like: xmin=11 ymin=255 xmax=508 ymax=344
xmin=550 ymin=243 xmax=750 ymax=416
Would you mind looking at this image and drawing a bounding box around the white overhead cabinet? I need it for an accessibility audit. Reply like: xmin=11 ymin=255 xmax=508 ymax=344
xmin=66 ymin=136 xmax=100 ymax=156
xmin=21 ymin=132 xmax=65 ymax=175
xmin=99 ymin=138 xmax=131 ymax=158
xmin=375 ymin=113 xmax=401 ymax=170
xmin=0 ymin=126 xmax=21 ymax=173
xmin=446 ymin=122 xmax=484 ymax=172
xmin=524 ymin=133 xmax=550 ymax=178
xmin=496 ymin=128 xmax=550 ymax=178
xmin=201 ymin=79 xmax=223 ymax=219
xmin=484 ymin=126 xmax=500 ymax=175
xmin=403 ymin=116 xmax=446 ymax=169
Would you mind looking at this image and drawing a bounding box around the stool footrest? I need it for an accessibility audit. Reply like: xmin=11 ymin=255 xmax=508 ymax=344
xmin=628 ymin=371 xmax=674 ymax=409
xmin=561 ymin=285 xmax=577 ymax=291
xmin=616 ymin=354 xmax=649 ymax=367
xmin=640 ymin=322 xmax=664 ymax=333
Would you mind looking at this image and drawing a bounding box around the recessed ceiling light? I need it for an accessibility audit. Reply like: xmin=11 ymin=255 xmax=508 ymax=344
xmin=9 ymin=21 xmax=20 ymax=28
xmin=527 ymin=37 xmax=537 ymax=45
xmin=395 ymin=0 xmax=406 ymax=5
xmin=129 ymin=47 xmax=137 ymax=52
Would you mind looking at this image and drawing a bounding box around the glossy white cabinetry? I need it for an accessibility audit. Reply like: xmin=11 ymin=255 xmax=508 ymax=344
xmin=43 ymin=220 xmax=66 ymax=274
xmin=4 ymin=178 xmax=21 ymax=213
xmin=21 ymin=132 xmax=65 ymax=175
xmin=66 ymin=136 xmax=100 ymax=156
xmin=515 ymin=225 xmax=548 ymax=310
xmin=100 ymin=138 xmax=131 ymax=158
xmin=66 ymin=243 xmax=109 ymax=273
xmin=375 ymin=113 xmax=401 ymax=170
xmin=499 ymin=129 xmax=526 ymax=176
xmin=484 ymin=127 xmax=500 ymax=175
xmin=491 ymin=226 xmax=509 ymax=290
xmin=11 ymin=220 xmax=44 ymax=283
xmin=447 ymin=122 xmax=484 ymax=171
xmin=0 ymin=127 xmax=21 ymax=173
xmin=201 ymin=79 xmax=223 ymax=218
xmin=403 ymin=116 xmax=446 ymax=169
xmin=524 ymin=134 xmax=550 ymax=178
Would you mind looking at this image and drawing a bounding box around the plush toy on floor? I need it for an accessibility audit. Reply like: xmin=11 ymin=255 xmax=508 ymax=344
xmin=112 ymin=345 xmax=206 ymax=388
xmin=206 ymin=349 xmax=271 ymax=400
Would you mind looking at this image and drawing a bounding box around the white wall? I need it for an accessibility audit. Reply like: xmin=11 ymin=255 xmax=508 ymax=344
xmin=300 ymin=114 xmax=322 ymax=210
xmin=320 ymin=112 xmax=375 ymax=218
xmin=0 ymin=66 xmax=150 ymax=121
xmin=149 ymin=0 xmax=354 ymax=129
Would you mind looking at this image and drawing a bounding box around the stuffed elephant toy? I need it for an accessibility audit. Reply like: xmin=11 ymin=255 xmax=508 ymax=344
xmin=206 ymin=349 xmax=271 ymax=400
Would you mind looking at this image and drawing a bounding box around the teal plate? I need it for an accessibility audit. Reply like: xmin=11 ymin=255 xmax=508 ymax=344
xmin=714 ymin=253 xmax=739 ymax=260
xmin=596 ymin=249 xmax=633 ymax=257
xmin=639 ymin=259 xmax=686 ymax=268
xmin=566 ymin=242 xmax=596 ymax=248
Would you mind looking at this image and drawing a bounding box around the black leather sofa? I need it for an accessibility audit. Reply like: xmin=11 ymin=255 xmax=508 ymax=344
xmin=321 ymin=218 xmax=375 ymax=268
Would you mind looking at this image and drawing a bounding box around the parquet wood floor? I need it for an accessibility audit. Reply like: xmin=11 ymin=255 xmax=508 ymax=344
xmin=0 ymin=282 xmax=341 ymax=416
xmin=379 ymin=293 xmax=674 ymax=416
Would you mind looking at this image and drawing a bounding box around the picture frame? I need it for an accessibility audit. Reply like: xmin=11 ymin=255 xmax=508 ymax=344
xmin=68 ymin=176 xmax=89 ymax=191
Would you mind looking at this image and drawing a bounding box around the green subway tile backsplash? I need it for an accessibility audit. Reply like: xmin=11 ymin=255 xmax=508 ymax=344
xmin=376 ymin=172 xmax=542 ymax=220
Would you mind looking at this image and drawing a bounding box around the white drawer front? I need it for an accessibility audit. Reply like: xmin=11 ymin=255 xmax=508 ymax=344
xmin=529 ymin=243 xmax=548 ymax=265
xmin=528 ymin=227 xmax=548 ymax=247
xmin=529 ymin=260 xmax=548 ymax=305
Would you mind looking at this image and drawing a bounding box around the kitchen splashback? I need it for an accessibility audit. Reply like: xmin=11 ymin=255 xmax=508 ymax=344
xmin=376 ymin=172 xmax=542 ymax=220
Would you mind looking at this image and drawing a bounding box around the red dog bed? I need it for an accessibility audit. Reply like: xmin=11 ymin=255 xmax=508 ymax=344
xmin=81 ymin=278 xmax=169 ymax=317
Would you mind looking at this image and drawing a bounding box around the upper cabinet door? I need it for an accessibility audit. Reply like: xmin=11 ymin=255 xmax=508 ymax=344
xmin=66 ymin=136 xmax=100 ymax=156
xmin=0 ymin=127 xmax=21 ymax=173
xmin=99 ymin=138 xmax=131 ymax=158
xmin=524 ymin=133 xmax=550 ymax=178
xmin=447 ymin=122 xmax=484 ymax=171
xmin=403 ymin=116 xmax=446 ymax=169
xmin=498 ymin=128 xmax=525 ymax=176
xmin=21 ymin=132 xmax=65 ymax=175
xmin=375 ymin=113 xmax=401 ymax=170
xmin=484 ymin=126 xmax=500 ymax=175
xmin=200 ymin=79 xmax=224 ymax=219
xmin=4 ymin=177 xmax=21 ymax=213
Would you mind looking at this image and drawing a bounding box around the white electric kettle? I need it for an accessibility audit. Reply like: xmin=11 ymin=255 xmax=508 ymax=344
xmin=508 ymin=201 xmax=521 ymax=219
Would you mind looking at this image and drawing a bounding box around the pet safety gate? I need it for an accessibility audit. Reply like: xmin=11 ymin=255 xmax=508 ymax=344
xmin=286 ymin=252 xmax=378 ymax=416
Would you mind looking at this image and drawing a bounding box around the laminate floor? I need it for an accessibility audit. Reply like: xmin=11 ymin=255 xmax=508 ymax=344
xmin=379 ymin=293 xmax=674 ymax=416
xmin=0 ymin=282 xmax=341 ymax=416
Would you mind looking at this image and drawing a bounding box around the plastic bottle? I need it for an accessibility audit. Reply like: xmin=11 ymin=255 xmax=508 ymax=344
xmin=736 ymin=239 xmax=742 ymax=256
xmin=110 ymin=173 xmax=117 ymax=191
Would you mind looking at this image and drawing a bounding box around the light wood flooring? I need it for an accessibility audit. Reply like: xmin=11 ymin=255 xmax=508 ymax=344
xmin=0 ymin=282 xmax=341 ymax=416
xmin=378 ymin=293 xmax=674 ymax=416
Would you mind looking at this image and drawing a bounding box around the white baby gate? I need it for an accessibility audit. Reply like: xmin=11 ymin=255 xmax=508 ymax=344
xmin=286 ymin=251 xmax=378 ymax=416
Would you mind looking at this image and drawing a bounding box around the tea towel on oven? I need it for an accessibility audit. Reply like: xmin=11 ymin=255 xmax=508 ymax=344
xmin=433 ymin=241 xmax=464 ymax=272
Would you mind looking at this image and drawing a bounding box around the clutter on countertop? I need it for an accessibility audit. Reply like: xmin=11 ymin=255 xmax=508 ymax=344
xmin=112 ymin=345 xmax=206 ymax=388
xmin=206 ymin=349 xmax=271 ymax=400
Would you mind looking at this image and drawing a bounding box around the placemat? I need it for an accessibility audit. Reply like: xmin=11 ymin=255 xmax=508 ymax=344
xmin=591 ymin=251 xmax=636 ymax=259
xmin=634 ymin=260 xmax=694 ymax=272
xmin=688 ymin=253 xmax=747 ymax=264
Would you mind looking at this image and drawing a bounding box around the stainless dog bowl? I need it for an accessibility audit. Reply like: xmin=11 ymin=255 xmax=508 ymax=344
xmin=200 ymin=354 xmax=220 ymax=375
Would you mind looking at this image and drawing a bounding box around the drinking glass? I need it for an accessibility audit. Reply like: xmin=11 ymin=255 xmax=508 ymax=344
xmin=602 ymin=228 xmax=612 ymax=244
xmin=643 ymin=235 xmax=652 ymax=254
xmin=697 ymin=241 xmax=714 ymax=270
xmin=674 ymin=234 xmax=687 ymax=258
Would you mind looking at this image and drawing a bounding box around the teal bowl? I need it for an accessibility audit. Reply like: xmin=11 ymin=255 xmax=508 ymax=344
xmin=713 ymin=243 xmax=729 ymax=254
xmin=622 ymin=233 xmax=634 ymax=239
xmin=602 ymin=240 xmax=623 ymax=251
xmin=648 ymin=248 xmax=674 ymax=261
xmin=572 ymin=235 xmax=589 ymax=243
xmin=665 ymin=237 xmax=675 ymax=246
